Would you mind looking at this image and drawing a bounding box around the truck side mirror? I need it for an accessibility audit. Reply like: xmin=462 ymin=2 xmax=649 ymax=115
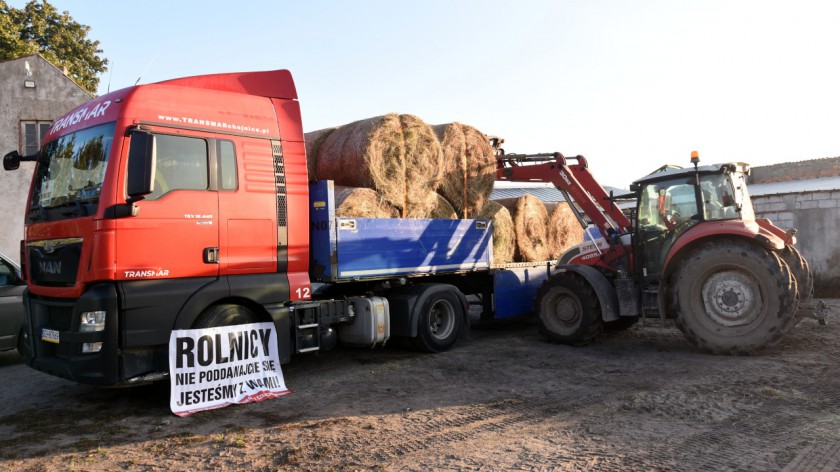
xmin=3 ymin=150 xmax=21 ymax=171
xmin=126 ymin=131 xmax=156 ymax=200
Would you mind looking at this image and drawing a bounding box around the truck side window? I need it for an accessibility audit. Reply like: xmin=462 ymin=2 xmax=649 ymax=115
xmin=148 ymin=134 xmax=209 ymax=200
xmin=218 ymin=140 xmax=237 ymax=190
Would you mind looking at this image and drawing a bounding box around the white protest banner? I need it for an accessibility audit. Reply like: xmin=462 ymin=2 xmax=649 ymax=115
xmin=169 ymin=322 xmax=291 ymax=417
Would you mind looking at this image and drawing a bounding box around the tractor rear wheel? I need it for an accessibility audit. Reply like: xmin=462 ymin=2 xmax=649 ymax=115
xmin=534 ymin=273 xmax=603 ymax=345
xmin=670 ymin=239 xmax=798 ymax=354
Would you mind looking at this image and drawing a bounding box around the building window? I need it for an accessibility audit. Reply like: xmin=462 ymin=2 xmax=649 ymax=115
xmin=21 ymin=121 xmax=52 ymax=156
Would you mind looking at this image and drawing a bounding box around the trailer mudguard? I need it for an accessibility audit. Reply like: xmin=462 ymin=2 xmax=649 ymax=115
xmin=556 ymin=265 xmax=620 ymax=322
xmin=387 ymin=283 xmax=469 ymax=338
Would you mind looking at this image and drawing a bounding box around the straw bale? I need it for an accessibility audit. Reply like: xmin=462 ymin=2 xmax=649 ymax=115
xmin=313 ymin=114 xmax=443 ymax=217
xmin=496 ymin=195 xmax=550 ymax=262
xmin=426 ymin=193 xmax=458 ymax=220
xmin=433 ymin=123 xmax=496 ymax=218
xmin=334 ymin=186 xmax=399 ymax=218
xmin=545 ymin=202 xmax=583 ymax=260
xmin=477 ymin=201 xmax=515 ymax=264
xmin=303 ymin=127 xmax=337 ymax=181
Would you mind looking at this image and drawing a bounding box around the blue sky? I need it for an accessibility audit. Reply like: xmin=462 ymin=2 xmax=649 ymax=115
xmin=11 ymin=0 xmax=840 ymax=187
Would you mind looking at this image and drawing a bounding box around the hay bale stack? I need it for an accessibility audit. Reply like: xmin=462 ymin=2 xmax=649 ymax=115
xmin=433 ymin=123 xmax=496 ymax=218
xmin=311 ymin=114 xmax=442 ymax=217
xmin=477 ymin=201 xmax=515 ymax=264
xmin=303 ymin=127 xmax=337 ymax=180
xmin=334 ymin=186 xmax=399 ymax=218
xmin=496 ymin=195 xmax=550 ymax=262
xmin=545 ymin=202 xmax=583 ymax=259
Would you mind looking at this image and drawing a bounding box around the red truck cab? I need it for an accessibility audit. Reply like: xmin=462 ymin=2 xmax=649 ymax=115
xmin=16 ymin=70 xmax=312 ymax=385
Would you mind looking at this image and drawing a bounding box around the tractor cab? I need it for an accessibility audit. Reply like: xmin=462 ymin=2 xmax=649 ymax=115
xmin=630 ymin=157 xmax=753 ymax=279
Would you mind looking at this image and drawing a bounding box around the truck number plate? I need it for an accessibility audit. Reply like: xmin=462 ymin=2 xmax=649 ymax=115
xmin=41 ymin=328 xmax=60 ymax=344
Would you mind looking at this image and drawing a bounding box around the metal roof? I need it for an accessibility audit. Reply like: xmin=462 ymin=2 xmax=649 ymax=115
xmin=748 ymin=176 xmax=840 ymax=196
xmin=490 ymin=184 xmax=629 ymax=203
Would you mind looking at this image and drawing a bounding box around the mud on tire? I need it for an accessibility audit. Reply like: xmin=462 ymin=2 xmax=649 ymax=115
xmin=670 ymin=239 xmax=798 ymax=354
xmin=534 ymin=273 xmax=603 ymax=345
xmin=780 ymin=245 xmax=814 ymax=315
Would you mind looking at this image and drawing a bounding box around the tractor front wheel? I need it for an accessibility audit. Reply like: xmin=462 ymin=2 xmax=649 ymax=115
xmin=534 ymin=273 xmax=603 ymax=345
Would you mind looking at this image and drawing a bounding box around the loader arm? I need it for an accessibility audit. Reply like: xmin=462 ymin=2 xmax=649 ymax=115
xmin=496 ymin=152 xmax=632 ymax=269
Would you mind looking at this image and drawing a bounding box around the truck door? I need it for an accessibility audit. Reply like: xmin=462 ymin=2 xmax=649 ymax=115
xmin=116 ymin=132 xmax=219 ymax=281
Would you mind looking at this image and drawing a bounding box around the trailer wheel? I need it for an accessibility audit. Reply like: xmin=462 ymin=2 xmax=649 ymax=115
xmin=194 ymin=304 xmax=257 ymax=329
xmin=534 ymin=273 xmax=603 ymax=345
xmin=412 ymin=290 xmax=464 ymax=353
xmin=780 ymin=245 xmax=814 ymax=316
xmin=671 ymin=239 xmax=798 ymax=354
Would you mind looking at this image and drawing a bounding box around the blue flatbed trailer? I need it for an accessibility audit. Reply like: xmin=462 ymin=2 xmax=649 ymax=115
xmin=308 ymin=181 xmax=551 ymax=321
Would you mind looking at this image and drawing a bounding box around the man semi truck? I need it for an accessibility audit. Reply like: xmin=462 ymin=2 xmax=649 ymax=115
xmin=3 ymin=69 xmax=550 ymax=386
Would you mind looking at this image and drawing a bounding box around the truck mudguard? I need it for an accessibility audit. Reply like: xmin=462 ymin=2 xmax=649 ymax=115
xmin=555 ymin=265 xmax=620 ymax=322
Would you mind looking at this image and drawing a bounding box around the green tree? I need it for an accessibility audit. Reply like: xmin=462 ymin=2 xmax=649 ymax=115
xmin=0 ymin=0 xmax=108 ymax=94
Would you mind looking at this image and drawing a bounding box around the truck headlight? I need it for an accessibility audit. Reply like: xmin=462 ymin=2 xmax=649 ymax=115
xmin=79 ymin=311 xmax=106 ymax=332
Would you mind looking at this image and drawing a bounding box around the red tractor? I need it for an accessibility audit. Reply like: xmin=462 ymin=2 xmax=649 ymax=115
xmin=497 ymin=151 xmax=818 ymax=353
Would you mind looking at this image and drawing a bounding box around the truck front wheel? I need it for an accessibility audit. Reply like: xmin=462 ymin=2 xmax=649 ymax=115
xmin=412 ymin=290 xmax=464 ymax=353
xmin=534 ymin=273 xmax=603 ymax=345
xmin=194 ymin=304 xmax=258 ymax=329
xmin=670 ymin=240 xmax=798 ymax=354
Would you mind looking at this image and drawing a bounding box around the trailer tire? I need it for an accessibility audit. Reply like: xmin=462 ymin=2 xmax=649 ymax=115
xmin=194 ymin=304 xmax=257 ymax=329
xmin=671 ymin=239 xmax=798 ymax=354
xmin=780 ymin=246 xmax=814 ymax=319
xmin=534 ymin=273 xmax=603 ymax=345
xmin=412 ymin=290 xmax=464 ymax=353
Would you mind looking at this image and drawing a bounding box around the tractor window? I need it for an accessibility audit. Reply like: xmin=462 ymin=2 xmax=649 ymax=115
xmin=147 ymin=134 xmax=209 ymax=200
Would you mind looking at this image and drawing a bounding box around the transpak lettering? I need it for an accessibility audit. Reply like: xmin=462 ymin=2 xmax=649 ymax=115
xmin=175 ymin=328 xmax=272 ymax=368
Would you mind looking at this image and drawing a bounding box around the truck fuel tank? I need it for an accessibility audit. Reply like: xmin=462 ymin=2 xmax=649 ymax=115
xmin=337 ymin=297 xmax=390 ymax=347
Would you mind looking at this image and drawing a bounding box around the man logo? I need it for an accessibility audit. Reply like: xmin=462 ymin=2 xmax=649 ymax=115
xmin=38 ymin=261 xmax=62 ymax=275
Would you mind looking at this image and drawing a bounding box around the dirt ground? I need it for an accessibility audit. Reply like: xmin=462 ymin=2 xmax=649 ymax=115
xmin=1 ymin=300 xmax=839 ymax=471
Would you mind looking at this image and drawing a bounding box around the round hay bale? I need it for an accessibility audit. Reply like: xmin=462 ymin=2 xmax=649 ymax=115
xmin=426 ymin=193 xmax=457 ymax=219
xmin=477 ymin=201 xmax=515 ymax=264
xmin=545 ymin=202 xmax=584 ymax=259
xmin=314 ymin=114 xmax=442 ymax=217
xmin=401 ymin=114 xmax=444 ymax=217
xmin=433 ymin=123 xmax=496 ymax=218
xmin=496 ymin=195 xmax=550 ymax=262
xmin=334 ymin=186 xmax=399 ymax=218
xmin=304 ymin=127 xmax=338 ymax=181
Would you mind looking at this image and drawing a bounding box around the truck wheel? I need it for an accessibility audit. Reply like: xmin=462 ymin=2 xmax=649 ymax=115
xmin=194 ymin=304 xmax=257 ymax=329
xmin=670 ymin=240 xmax=798 ymax=354
xmin=780 ymin=246 xmax=814 ymax=312
xmin=412 ymin=290 xmax=464 ymax=353
xmin=534 ymin=273 xmax=603 ymax=345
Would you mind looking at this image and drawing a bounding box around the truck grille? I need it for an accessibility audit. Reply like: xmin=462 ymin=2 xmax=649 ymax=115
xmin=27 ymin=238 xmax=82 ymax=287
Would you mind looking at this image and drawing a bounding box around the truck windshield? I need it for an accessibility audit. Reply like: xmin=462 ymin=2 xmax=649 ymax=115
xmin=28 ymin=122 xmax=116 ymax=223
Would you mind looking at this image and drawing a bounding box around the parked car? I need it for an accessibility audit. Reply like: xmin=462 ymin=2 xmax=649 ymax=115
xmin=0 ymin=252 xmax=25 ymax=354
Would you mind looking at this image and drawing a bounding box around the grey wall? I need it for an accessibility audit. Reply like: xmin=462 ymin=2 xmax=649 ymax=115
xmin=0 ymin=55 xmax=91 ymax=263
xmin=752 ymin=191 xmax=840 ymax=297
